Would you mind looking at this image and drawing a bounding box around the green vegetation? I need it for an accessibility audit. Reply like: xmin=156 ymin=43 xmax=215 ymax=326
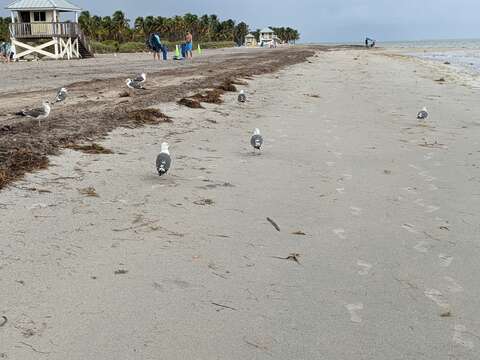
xmin=0 ymin=17 xmax=11 ymax=42
xmin=91 ymin=40 xmax=235 ymax=54
xmin=1 ymin=11 xmax=301 ymax=52
xmin=79 ymin=11 xmax=300 ymax=51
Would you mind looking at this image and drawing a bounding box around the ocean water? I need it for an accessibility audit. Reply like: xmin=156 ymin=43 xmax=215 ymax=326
xmin=383 ymin=39 xmax=480 ymax=74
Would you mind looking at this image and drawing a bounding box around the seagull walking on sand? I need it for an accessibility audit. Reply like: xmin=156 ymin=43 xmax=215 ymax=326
xmin=156 ymin=142 xmax=172 ymax=176
xmin=133 ymin=72 xmax=147 ymax=84
xmin=16 ymin=101 xmax=51 ymax=126
xmin=417 ymin=107 xmax=428 ymax=120
xmin=238 ymin=90 xmax=246 ymax=103
xmin=126 ymin=78 xmax=145 ymax=90
xmin=53 ymin=87 xmax=68 ymax=103
xmin=250 ymin=128 xmax=263 ymax=152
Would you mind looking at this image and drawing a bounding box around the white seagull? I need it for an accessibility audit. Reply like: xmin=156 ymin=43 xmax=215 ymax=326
xmin=238 ymin=89 xmax=246 ymax=103
xmin=250 ymin=128 xmax=263 ymax=152
xmin=16 ymin=101 xmax=51 ymax=126
xmin=417 ymin=107 xmax=428 ymax=120
xmin=54 ymin=87 xmax=68 ymax=103
xmin=133 ymin=72 xmax=147 ymax=84
xmin=156 ymin=142 xmax=172 ymax=176
xmin=126 ymin=78 xmax=145 ymax=90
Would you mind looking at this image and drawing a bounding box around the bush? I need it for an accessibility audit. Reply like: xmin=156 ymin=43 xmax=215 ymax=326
xmin=119 ymin=41 xmax=146 ymax=53
xmin=90 ymin=41 xmax=116 ymax=54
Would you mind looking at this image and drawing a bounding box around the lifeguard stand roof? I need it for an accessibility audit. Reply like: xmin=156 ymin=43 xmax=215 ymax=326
xmin=6 ymin=0 xmax=81 ymax=12
xmin=260 ymin=27 xmax=274 ymax=34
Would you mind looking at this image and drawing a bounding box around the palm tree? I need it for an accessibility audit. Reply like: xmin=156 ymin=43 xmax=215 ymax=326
xmin=0 ymin=17 xmax=12 ymax=42
xmin=234 ymin=22 xmax=249 ymax=46
xmin=112 ymin=10 xmax=129 ymax=42
xmin=75 ymin=10 xmax=299 ymax=49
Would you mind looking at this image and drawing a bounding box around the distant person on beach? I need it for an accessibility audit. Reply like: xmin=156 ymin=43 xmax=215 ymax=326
xmin=185 ymin=32 xmax=193 ymax=59
xmin=365 ymin=37 xmax=376 ymax=49
xmin=149 ymin=32 xmax=167 ymax=61
xmin=0 ymin=42 xmax=14 ymax=63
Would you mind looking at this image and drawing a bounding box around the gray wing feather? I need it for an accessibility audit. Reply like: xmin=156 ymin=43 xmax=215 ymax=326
xmin=417 ymin=111 xmax=428 ymax=119
xmin=55 ymin=91 xmax=67 ymax=102
xmin=156 ymin=153 xmax=171 ymax=175
xmin=251 ymin=135 xmax=263 ymax=149
xmin=23 ymin=108 xmax=45 ymax=118
xmin=133 ymin=74 xmax=144 ymax=83
xmin=130 ymin=80 xmax=144 ymax=89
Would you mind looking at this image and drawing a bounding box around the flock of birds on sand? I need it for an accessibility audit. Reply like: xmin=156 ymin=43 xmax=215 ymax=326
xmin=13 ymin=71 xmax=430 ymax=177
xmin=13 ymin=73 xmax=263 ymax=177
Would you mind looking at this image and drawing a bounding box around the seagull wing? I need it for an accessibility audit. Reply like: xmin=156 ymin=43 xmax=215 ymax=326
xmin=23 ymin=107 xmax=45 ymax=118
xmin=133 ymin=74 xmax=145 ymax=83
xmin=55 ymin=91 xmax=66 ymax=102
xmin=251 ymin=135 xmax=263 ymax=149
xmin=156 ymin=153 xmax=172 ymax=175
xmin=130 ymin=80 xmax=144 ymax=89
xmin=417 ymin=111 xmax=428 ymax=119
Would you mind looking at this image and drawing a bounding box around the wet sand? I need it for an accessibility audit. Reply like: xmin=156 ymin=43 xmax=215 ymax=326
xmin=1 ymin=48 xmax=479 ymax=359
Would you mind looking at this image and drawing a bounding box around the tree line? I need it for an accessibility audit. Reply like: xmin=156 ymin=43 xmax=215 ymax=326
xmin=78 ymin=11 xmax=300 ymax=45
xmin=0 ymin=17 xmax=12 ymax=42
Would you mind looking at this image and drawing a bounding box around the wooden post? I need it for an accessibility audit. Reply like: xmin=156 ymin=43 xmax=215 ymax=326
xmin=10 ymin=11 xmax=17 ymax=60
xmin=52 ymin=11 xmax=58 ymax=58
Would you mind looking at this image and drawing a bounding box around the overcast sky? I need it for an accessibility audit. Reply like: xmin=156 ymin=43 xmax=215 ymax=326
xmin=1 ymin=0 xmax=479 ymax=42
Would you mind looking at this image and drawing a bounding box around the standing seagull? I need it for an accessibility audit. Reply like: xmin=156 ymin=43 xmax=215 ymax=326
xmin=156 ymin=142 xmax=172 ymax=176
xmin=16 ymin=101 xmax=51 ymax=126
xmin=133 ymin=72 xmax=147 ymax=84
xmin=250 ymin=128 xmax=263 ymax=152
xmin=53 ymin=87 xmax=68 ymax=103
xmin=238 ymin=90 xmax=246 ymax=103
xmin=417 ymin=107 xmax=428 ymax=120
xmin=126 ymin=78 xmax=145 ymax=90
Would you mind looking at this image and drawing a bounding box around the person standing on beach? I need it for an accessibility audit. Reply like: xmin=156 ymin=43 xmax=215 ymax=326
xmin=0 ymin=42 xmax=14 ymax=63
xmin=185 ymin=32 xmax=193 ymax=59
xmin=149 ymin=32 xmax=165 ymax=61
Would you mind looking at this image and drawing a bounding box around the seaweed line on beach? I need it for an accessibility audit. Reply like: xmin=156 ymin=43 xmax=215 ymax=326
xmin=0 ymin=47 xmax=321 ymax=190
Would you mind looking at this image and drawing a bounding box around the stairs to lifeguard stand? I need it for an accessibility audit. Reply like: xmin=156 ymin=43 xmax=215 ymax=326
xmin=77 ymin=29 xmax=93 ymax=59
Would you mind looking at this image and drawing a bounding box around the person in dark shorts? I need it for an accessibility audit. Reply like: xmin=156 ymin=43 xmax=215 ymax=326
xmin=149 ymin=33 xmax=167 ymax=60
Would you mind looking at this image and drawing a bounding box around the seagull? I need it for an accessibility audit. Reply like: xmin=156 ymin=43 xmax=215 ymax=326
xmin=53 ymin=87 xmax=68 ymax=103
xmin=16 ymin=101 xmax=51 ymax=126
xmin=126 ymin=78 xmax=145 ymax=90
xmin=133 ymin=72 xmax=146 ymax=84
xmin=238 ymin=90 xmax=246 ymax=103
xmin=156 ymin=142 xmax=172 ymax=176
xmin=417 ymin=107 xmax=428 ymax=120
xmin=250 ymin=128 xmax=263 ymax=152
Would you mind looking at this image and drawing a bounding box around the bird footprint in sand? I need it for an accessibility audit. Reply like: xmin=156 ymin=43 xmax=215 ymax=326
xmin=345 ymin=303 xmax=363 ymax=323
xmin=357 ymin=260 xmax=372 ymax=275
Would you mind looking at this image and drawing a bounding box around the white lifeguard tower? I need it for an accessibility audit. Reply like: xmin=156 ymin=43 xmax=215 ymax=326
xmin=6 ymin=0 xmax=93 ymax=60
xmin=244 ymin=33 xmax=257 ymax=47
xmin=259 ymin=27 xmax=275 ymax=47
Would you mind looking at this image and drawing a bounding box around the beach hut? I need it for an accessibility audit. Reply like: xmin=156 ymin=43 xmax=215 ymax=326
xmin=6 ymin=0 xmax=93 ymax=60
xmin=244 ymin=33 xmax=257 ymax=47
xmin=259 ymin=27 xmax=275 ymax=47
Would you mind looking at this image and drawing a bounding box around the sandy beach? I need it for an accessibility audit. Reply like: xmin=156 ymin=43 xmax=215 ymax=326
xmin=1 ymin=46 xmax=479 ymax=359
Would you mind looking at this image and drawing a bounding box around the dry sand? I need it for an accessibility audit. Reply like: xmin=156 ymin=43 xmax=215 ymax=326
xmin=1 ymin=47 xmax=480 ymax=359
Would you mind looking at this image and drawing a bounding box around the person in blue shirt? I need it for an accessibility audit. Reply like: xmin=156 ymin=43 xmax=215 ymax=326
xmin=0 ymin=42 xmax=14 ymax=63
xmin=149 ymin=33 xmax=167 ymax=61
